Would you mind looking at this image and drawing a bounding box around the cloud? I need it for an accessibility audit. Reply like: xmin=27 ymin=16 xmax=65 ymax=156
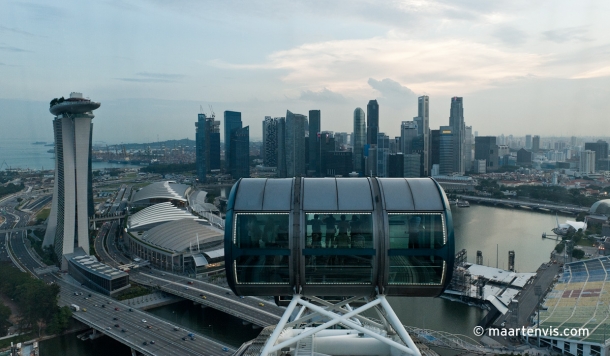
xmin=251 ymin=35 xmax=545 ymax=96
xmin=0 ymin=25 xmax=37 ymax=37
xmin=368 ymin=78 xmax=417 ymax=100
xmin=543 ymin=27 xmax=591 ymax=43
xmin=115 ymin=72 xmax=185 ymax=83
xmin=0 ymin=45 xmax=31 ymax=52
xmin=492 ymin=26 xmax=528 ymax=46
xmin=299 ymin=88 xmax=347 ymax=102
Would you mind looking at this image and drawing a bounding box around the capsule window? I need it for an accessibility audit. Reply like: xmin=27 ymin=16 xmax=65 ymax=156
xmin=388 ymin=213 xmax=446 ymax=249
xmin=388 ymin=256 xmax=445 ymax=285
xmin=304 ymin=213 xmax=373 ymax=249
xmin=233 ymin=213 xmax=290 ymax=284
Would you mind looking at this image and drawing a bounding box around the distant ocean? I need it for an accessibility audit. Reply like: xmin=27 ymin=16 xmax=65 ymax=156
xmin=0 ymin=137 xmax=139 ymax=171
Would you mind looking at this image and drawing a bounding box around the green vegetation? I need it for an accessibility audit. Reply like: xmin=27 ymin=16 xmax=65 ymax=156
xmin=572 ymin=249 xmax=585 ymax=259
xmin=115 ymin=285 xmax=152 ymax=301
xmin=0 ymin=302 xmax=11 ymax=335
xmin=0 ymin=332 xmax=34 ymax=350
xmin=0 ymin=183 xmax=24 ymax=199
xmin=0 ymin=263 xmax=70 ymax=335
xmin=26 ymin=233 xmax=57 ymax=266
xmin=140 ymin=163 xmax=196 ymax=175
xmin=513 ymin=185 xmax=597 ymax=207
xmin=555 ymin=243 xmax=565 ymax=254
xmin=35 ymin=208 xmax=50 ymax=224
xmin=49 ymin=97 xmax=65 ymax=108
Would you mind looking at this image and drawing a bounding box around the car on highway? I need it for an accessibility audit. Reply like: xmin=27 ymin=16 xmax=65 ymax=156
xmin=142 ymin=341 xmax=147 ymax=346
xmin=114 ymin=324 xmax=119 ymax=327
xmin=200 ymin=294 xmax=206 ymax=299
xmin=187 ymin=281 xmax=193 ymax=285
xmin=150 ymin=340 xmax=155 ymax=344
xmin=141 ymin=319 xmax=147 ymax=323
xmin=113 ymin=317 xmax=118 ymax=320
xmin=82 ymin=308 xmax=87 ymax=312
xmin=259 ymin=302 xmax=265 ymax=307
xmin=182 ymin=337 xmax=187 ymax=341
xmin=121 ymin=329 xmax=126 ymax=333
xmin=222 ymin=347 xmax=229 ymax=352
xmin=106 ymin=327 xmax=111 ymax=330
xmin=114 ymin=307 xmax=119 ymax=311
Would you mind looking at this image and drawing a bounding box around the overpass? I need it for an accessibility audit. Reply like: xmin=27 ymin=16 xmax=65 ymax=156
xmin=96 ymin=220 xmax=283 ymax=328
xmin=0 ymin=224 xmax=46 ymax=234
xmin=456 ymin=195 xmax=589 ymax=214
xmin=59 ymin=280 xmax=235 ymax=356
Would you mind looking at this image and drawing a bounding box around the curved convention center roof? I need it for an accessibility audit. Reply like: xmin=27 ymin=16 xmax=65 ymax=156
xmin=131 ymin=181 xmax=190 ymax=205
xmin=224 ymin=177 xmax=454 ymax=298
xmin=127 ymin=202 xmax=198 ymax=231
xmin=590 ymin=199 xmax=610 ymax=216
xmin=140 ymin=219 xmax=224 ymax=254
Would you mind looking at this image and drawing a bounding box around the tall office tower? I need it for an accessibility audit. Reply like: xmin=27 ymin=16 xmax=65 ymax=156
xmin=439 ymin=126 xmax=454 ymax=176
xmin=43 ymin=92 xmax=99 ymax=267
xmin=263 ymin=117 xmax=278 ymax=167
xmin=525 ymin=135 xmax=532 ymax=149
xmin=464 ymin=126 xmax=473 ymax=172
xmin=286 ymin=110 xmax=307 ymax=177
xmin=430 ymin=129 xmax=440 ymax=168
xmin=413 ymin=117 xmax=423 ymax=136
xmin=206 ymin=116 xmax=221 ymax=171
xmin=532 ymin=135 xmax=540 ymax=152
xmin=571 ymin=136 xmax=577 ymax=147
xmin=277 ymin=118 xmax=287 ymax=177
xmin=353 ymin=108 xmax=366 ymax=173
xmin=404 ymin=153 xmax=421 ymax=178
xmin=475 ymin=136 xmax=499 ymax=172
xmin=366 ymin=100 xmax=379 ymax=145
xmin=230 ymin=126 xmax=250 ymax=179
xmin=308 ymin=110 xmax=321 ymax=176
xmin=391 ymin=137 xmax=401 ymax=154
xmin=449 ymin=97 xmax=465 ymax=174
xmin=400 ymin=121 xmax=418 ymax=154
xmin=417 ymin=95 xmax=430 ymax=176
xmin=580 ymin=150 xmax=596 ymax=174
xmin=584 ymin=140 xmax=609 ymax=160
xmin=377 ymin=133 xmax=390 ymax=177
xmin=224 ymin=111 xmax=242 ymax=172
xmin=334 ymin=132 xmax=348 ymax=150
xmin=195 ymin=113 xmax=206 ymax=182
xmin=388 ymin=153 xmax=404 ymax=177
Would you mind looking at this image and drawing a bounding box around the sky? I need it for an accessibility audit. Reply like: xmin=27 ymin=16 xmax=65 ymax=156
xmin=1 ymin=0 xmax=610 ymax=143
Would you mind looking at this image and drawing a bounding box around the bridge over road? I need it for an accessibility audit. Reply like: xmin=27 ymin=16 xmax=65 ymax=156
xmin=456 ymin=195 xmax=589 ymax=214
xmin=59 ymin=280 xmax=235 ymax=356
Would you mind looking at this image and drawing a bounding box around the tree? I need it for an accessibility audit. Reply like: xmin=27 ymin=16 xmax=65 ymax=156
xmin=0 ymin=302 xmax=11 ymax=335
xmin=572 ymin=249 xmax=585 ymax=259
xmin=555 ymin=243 xmax=565 ymax=254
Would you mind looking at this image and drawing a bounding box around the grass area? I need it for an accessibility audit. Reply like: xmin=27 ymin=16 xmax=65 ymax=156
xmin=36 ymin=208 xmax=50 ymax=222
xmin=115 ymin=285 xmax=152 ymax=301
xmin=0 ymin=332 xmax=34 ymax=350
xmin=575 ymin=237 xmax=596 ymax=247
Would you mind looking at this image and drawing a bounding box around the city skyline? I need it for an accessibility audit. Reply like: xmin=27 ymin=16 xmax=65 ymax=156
xmin=2 ymin=1 xmax=610 ymax=142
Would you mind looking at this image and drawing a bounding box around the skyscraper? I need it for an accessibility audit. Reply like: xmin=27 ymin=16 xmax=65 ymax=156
xmin=400 ymin=121 xmax=418 ymax=154
xmin=230 ymin=126 xmax=250 ymax=179
xmin=439 ymin=126 xmax=454 ymax=176
xmin=224 ymin=111 xmax=242 ymax=172
xmin=525 ymin=135 xmax=532 ymax=149
xmin=449 ymin=97 xmax=465 ymax=174
xmin=285 ymin=110 xmax=307 ymax=177
xmin=353 ymin=108 xmax=366 ymax=173
xmin=195 ymin=113 xmax=206 ymax=182
xmin=475 ymin=136 xmax=499 ymax=172
xmin=417 ymin=95 xmax=430 ymax=176
xmin=580 ymin=150 xmax=596 ymax=174
xmin=532 ymin=135 xmax=540 ymax=152
xmin=263 ymin=117 xmax=278 ymax=167
xmin=465 ymin=126 xmax=473 ymax=172
xmin=206 ymin=116 xmax=221 ymax=171
xmin=308 ymin=110 xmax=321 ymax=176
xmin=366 ymin=100 xmax=379 ymax=145
xmin=43 ymin=92 xmax=99 ymax=268
xmin=277 ymin=117 xmax=287 ymax=177
xmin=377 ymin=133 xmax=390 ymax=177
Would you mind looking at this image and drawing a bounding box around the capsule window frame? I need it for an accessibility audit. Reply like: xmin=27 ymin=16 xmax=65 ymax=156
xmin=387 ymin=212 xmax=447 ymax=249
xmin=231 ymin=212 xmax=292 ymax=285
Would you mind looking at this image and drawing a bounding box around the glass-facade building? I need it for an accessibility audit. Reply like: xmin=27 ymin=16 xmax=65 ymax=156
xmin=285 ymin=110 xmax=307 ymax=177
xmin=224 ymin=111 xmax=242 ymax=173
xmin=366 ymin=100 xmax=379 ymax=146
xmin=308 ymin=110 xmax=321 ymax=176
xmin=230 ymin=126 xmax=250 ymax=179
xmin=195 ymin=113 xmax=206 ymax=182
xmin=353 ymin=108 xmax=366 ymax=173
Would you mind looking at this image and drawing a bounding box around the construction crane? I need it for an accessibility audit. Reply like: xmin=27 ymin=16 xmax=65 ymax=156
xmin=208 ymin=105 xmax=215 ymax=119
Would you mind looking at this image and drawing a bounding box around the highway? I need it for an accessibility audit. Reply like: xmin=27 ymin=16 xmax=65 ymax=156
xmin=59 ymin=281 xmax=235 ymax=356
xmin=95 ymin=221 xmax=283 ymax=327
